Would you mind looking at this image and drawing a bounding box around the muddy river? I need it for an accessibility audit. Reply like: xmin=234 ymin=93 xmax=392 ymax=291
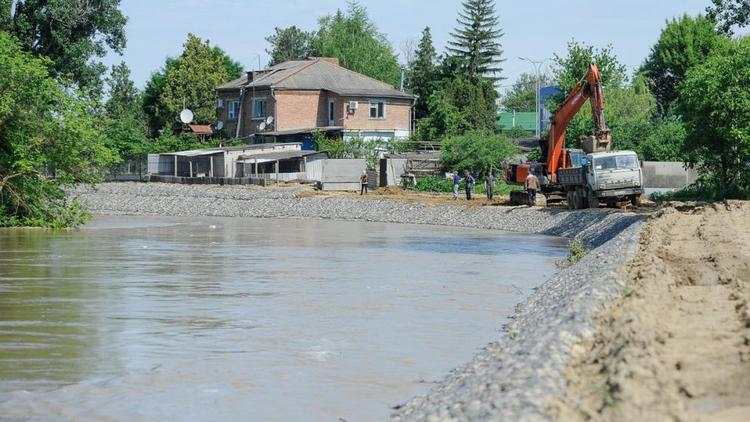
xmin=0 ymin=216 xmax=566 ymax=421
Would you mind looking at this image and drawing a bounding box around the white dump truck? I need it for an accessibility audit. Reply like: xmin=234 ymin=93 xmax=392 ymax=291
xmin=557 ymin=150 xmax=644 ymax=209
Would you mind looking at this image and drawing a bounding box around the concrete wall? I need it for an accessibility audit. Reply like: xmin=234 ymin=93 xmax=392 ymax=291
xmin=303 ymin=158 xmax=367 ymax=191
xmin=642 ymin=161 xmax=698 ymax=189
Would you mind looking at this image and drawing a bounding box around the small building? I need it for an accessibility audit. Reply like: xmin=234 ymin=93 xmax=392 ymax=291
xmin=147 ymin=143 xmax=325 ymax=183
xmin=215 ymin=57 xmax=415 ymax=146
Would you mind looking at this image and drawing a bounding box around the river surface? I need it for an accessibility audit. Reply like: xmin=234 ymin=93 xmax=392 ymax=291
xmin=0 ymin=216 xmax=566 ymax=421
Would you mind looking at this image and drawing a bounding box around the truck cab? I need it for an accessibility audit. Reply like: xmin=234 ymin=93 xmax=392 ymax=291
xmin=584 ymin=150 xmax=644 ymax=207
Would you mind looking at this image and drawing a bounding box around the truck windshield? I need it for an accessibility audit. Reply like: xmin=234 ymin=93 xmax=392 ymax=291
xmin=594 ymin=155 xmax=639 ymax=170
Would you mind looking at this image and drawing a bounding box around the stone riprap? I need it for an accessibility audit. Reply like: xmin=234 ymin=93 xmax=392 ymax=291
xmin=73 ymin=183 xmax=640 ymax=249
xmin=73 ymin=183 xmax=644 ymax=421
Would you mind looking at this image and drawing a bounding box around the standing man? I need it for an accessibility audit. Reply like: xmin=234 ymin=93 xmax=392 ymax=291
xmin=464 ymin=170 xmax=475 ymax=200
xmin=525 ymin=171 xmax=539 ymax=206
xmin=485 ymin=169 xmax=496 ymax=202
xmin=360 ymin=170 xmax=368 ymax=195
xmin=452 ymin=171 xmax=461 ymax=200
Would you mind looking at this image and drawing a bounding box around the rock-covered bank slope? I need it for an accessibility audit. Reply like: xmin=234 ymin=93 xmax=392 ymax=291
xmin=73 ymin=183 xmax=641 ymax=248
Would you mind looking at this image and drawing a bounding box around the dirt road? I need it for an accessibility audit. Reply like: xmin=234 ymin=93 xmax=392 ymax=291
xmin=550 ymin=201 xmax=750 ymax=421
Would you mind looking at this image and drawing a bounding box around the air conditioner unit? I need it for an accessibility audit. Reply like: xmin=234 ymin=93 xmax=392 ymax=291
xmin=348 ymin=101 xmax=358 ymax=111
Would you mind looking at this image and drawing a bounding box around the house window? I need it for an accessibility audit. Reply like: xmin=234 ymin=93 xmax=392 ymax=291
xmin=369 ymin=100 xmax=385 ymax=119
xmin=253 ymin=97 xmax=267 ymax=119
xmin=217 ymin=98 xmax=224 ymax=108
xmin=227 ymin=100 xmax=240 ymax=120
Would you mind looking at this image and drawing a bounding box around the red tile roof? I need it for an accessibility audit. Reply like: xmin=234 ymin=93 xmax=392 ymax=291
xmin=188 ymin=124 xmax=213 ymax=134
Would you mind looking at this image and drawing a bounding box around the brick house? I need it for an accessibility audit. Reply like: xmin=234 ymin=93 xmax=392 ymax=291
xmin=215 ymin=57 xmax=415 ymax=148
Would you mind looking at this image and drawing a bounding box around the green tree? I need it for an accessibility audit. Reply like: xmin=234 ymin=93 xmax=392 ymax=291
xmin=160 ymin=34 xmax=229 ymax=131
xmin=213 ymin=46 xmax=243 ymax=79
xmin=0 ymin=32 xmax=116 ymax=227
xmin=638 ymin=118 xmax=687 ymax=162
xmin=406 ymin=27 xmax=437 ymax=119
xmin=707 ymin=0 xmax=750 ymax=34
xmin=552 ymin=40 xmax=627 ymax=99
xmin=564 ymin=76 xmax=656 ymax=151
xmin=440 ymin=131 xmax=517 ymax=178
xmin=142 ymin=57 xmax=180 ymax=137
xmin=446 ymin=0 xmax=504 ymax=81
xmin=501 ymin=72 xmax=552 ymax=112
xmin=678 ymin=37 xmax=750 ymax=198
xmin=640 ymin=15 xmax=729 ymax=114
xmin=103 ymin=63 xmax=147 ymax=160
xmin=265 ymin=26 xmax=313 ymax=65
xmin=311 ymin=1 xmax=401 ymax=87
xmin=4 ymin=0 xmax=127 ymax=96
xmin=416 ymin=55 xmax=498 ymax=141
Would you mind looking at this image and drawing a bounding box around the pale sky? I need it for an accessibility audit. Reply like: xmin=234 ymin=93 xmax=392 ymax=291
xmin=105 ymin=0 xmax=719 ymax=91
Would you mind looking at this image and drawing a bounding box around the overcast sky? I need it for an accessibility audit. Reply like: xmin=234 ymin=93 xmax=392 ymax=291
xmin=106 ymin=0 xmax=718 ymax=91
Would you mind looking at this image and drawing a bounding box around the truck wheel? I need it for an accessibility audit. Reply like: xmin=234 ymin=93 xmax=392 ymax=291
xmin=587 ymin=189 xmax=599 ymax=209
xmin=574 ymin=188 xmax=585 ymax=209
xmin=630 ymin=195 xmax=642 ymax=207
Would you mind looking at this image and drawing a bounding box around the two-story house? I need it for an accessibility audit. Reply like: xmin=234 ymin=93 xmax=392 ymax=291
xmin=216 ymin=57 xmax=415 ymax=148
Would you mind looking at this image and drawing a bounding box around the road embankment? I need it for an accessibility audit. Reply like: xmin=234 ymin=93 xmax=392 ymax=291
xmin=550 ymin=201 xmax=750 ymax=421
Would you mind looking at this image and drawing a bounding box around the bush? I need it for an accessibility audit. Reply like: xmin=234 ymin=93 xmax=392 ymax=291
xmin=414 ymin=175 xmax=522 ymax=196
xmin=440 ymin=131 xmax=518 ymax=179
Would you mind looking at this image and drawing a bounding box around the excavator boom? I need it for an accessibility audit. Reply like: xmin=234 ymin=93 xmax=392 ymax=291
xmin=546 ymin=64 xmax=610 ymax=178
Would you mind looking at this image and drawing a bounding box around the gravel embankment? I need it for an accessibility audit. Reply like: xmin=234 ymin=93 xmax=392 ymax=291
xmin=73 ymin=183 xmax=641 ymax=248
xmin=74 ymin=183 xmax=645 ymax=420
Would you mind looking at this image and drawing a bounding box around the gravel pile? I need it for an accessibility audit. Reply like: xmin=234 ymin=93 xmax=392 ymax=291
xmin=74 ymin=183 xmax=645 ymax=421
xmin=73 ymin=183 xmax=641 ymax=248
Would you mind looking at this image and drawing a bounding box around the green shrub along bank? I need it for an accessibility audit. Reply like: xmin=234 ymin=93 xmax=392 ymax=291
xmin=651 ymin=183 xmax=750 ymax=202
xmin=414 ymin=176 xmax=522 ymax=196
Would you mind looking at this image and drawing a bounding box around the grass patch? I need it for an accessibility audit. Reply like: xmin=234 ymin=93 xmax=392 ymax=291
xmin=413 ymin=175 xmax=523 ymax=195
xmin=557 ymin=238 xmax=588 ymax=268
xmin=650 ymin=184 xmax=750 ymax=202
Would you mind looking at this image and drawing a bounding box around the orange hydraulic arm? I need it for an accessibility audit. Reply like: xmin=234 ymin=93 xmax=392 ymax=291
xmin=546 ymin=64 xmax=608 ymax=178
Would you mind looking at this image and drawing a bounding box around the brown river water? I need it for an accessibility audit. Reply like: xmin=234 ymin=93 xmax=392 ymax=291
xmin=0 ymin=216 xmax=566 ymax=421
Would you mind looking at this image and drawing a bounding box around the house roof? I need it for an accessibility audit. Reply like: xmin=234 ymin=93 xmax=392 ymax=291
xmin=237 ymin=150 xmax=325 ymax=163
xmin=217 ymin=58 xmax=414 ymax=100
xmin=188 ymin=124 xmax=213 ymax=134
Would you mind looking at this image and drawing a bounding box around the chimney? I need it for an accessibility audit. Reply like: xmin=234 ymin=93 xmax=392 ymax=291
xmin=311 ymin=57 xmax=339 ymax=66
xmin=246 ymin=71 xmax=254 ymax=82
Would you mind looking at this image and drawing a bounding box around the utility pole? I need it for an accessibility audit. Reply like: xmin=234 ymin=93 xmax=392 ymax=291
xmin=518 ymin=57 xmax=550 ymax=139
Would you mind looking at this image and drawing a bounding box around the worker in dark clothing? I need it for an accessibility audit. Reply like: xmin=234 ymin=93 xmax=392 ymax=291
xmin=464 ymin=170 xmax=475 ymax=200
xmin=360 ymin=171 xmax=368 ymax=195
xmin=485 ymin=169 xmax=495 ymax=201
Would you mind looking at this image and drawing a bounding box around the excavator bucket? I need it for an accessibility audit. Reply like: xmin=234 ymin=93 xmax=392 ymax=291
xmin=580 ymin=132 xmax=612 ymax=153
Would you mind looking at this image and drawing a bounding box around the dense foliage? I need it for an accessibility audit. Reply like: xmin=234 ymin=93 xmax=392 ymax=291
xmin=640 ymin=15 xmax=729 ymax=114
xmin=446 ymin=0 xmax=504 ymax=81
xmin=311 ymin=2 xmax=401 ymax=87
xmin=678 ymin=36 xmax=750 ymax=198
xmin=1 ymin=0 xmax=127 ymax=97
xmin=440 ymin=132 xmax=517 ymax=178
xmin=414 ymin=175 xmax=520 ymax=195
xmin=160 ymin=34 xmax=229 ymax=131
xmin=265 ymin=26 xmax=313 ymax=65
xmin=552 ymin=41 xmax=626 ymax=102
xmin=0 ymin=32 xmax=116 ymax=227
xmin=406 ymin=27 xmax=437 ymax=120
xmin=707 ymin=0 xmax=750 ymax=34
xmin=500 ymin=72 xmax=552 ymax=112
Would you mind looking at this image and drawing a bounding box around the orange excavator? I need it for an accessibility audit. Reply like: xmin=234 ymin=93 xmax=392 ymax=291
xmin=505 ymin=63 xmax=612 ymax=205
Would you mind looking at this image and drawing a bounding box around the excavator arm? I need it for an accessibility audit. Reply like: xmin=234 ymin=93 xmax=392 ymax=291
xmin=546 ymin=64 xmax=609 ymax=178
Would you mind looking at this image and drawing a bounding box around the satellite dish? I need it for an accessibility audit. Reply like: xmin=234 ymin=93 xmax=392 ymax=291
xmin=259 ymin=122 xmax=266 ymax=131
xmin=266 ymin=116 xmax=274 ymax=125
xmin=180 ymin=109 xmax=194 ymax=124
xmin=216 ymin=121 xmax=224 ymax=130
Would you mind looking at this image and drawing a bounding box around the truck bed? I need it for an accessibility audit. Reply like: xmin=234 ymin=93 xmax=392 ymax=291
xmin=557 ymin=166 xmax=585 ymax=186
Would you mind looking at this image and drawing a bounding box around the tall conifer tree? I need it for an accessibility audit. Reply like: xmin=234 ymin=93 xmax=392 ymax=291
xmin=446 ymin=0 xmax=505 ymax=81
xmin=408 ymin=27 xmax=437 ymax=119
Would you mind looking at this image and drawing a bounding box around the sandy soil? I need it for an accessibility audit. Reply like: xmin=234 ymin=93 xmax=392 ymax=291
xmin=550 ymin=201 xmax=750 ymax=421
